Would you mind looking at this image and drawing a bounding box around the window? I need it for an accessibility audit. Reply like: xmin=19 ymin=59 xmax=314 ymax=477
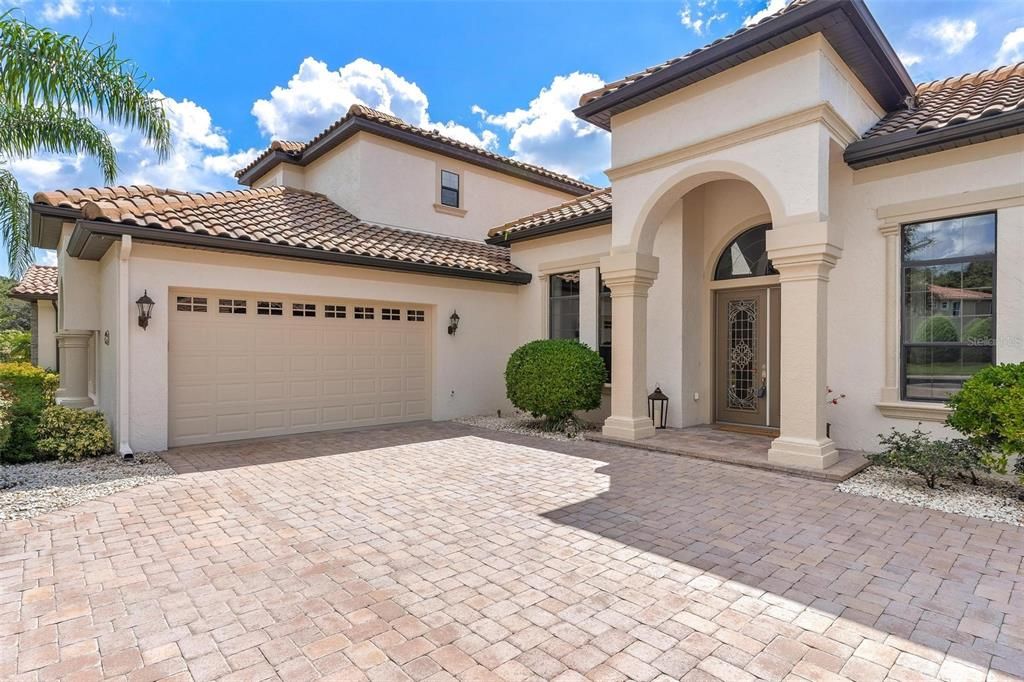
xmin=902 ymin=213 xmax=995 ymax=402
xmin=714 ymin=225 xmax=778 ymax=280
xmin=176 ymin=296 xmax=207 ymax=312
xmin=382 ymin=308 xmax=401 ymax=321
xmin=407 ymin=309 xmax=425 ymax=322
xmin=355 ymin=306 xmax=374 ymax=320
xmin=440 ymin=170 xmax=460 ymax=208
xmin=292 ymin=303 xmax=316 ymax=317
xmin=218 ymin=299 xmax=246 ymax=314
xmin=599 ymin=282 xmax=612 ymax=382
xmin=549 ymin=272 xmax=580 ymax=340
xmin=257 ymin=301 xmax=283 ymax=316
xmin=324 ymin=304 xmax=346 ymax=319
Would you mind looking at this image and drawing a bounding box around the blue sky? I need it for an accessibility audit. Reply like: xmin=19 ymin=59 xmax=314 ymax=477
xmin=3 ymin=0 xmax=1023 ymax=275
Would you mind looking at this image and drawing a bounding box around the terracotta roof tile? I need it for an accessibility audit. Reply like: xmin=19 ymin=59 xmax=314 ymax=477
xmin=235 ymin=104 xmax=598 ymax=193
xmin=55 ymin=185 xmax=523 ymax=278
xmin=11 ymin=265 xmax=58 ymax=300
xmin=862 ymin=62 xmax=1024 ymax=139
xmin=928 ymin=284 xmax=992 ymax=301
xmin=33 ymin=184 xmax=188 ymax=209
xmin=487 ymin=189 xmax=612 ymax=239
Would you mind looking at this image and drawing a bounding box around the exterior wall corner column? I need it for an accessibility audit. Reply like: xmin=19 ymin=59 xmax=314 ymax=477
xmin=879 ymin=223 xmax=901 ymax=402
xmin=55 ymin=330 xmax=95 ymax=409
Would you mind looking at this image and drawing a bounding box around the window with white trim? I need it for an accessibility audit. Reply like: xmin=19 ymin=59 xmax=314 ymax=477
xmin=324 ymin=305 xmax=346 ymax=319
xmin=218 ymin=299 xmax=246 ymax=314
xmin=176 ymin=296 xmax=207 ymax=312
xmin=292 ymin=303 xmax=316 ymax=317
xmin=354 ymin=306 xmax=374 ymax=320
xmin=257 ymin=301 xmax=283 ymax=316
xmin=382 ymin=308 xmax=401 ymax=321
xmin=440 ymin=170 xmax=460 ymax=208
xmin=407 ymin=309 xmax=425 ymax=322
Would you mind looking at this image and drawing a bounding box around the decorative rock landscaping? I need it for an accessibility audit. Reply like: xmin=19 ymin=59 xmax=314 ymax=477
xmin=0 ymin=452 xmax=174 ymax=521
xmin=453 ymin=414 xmax=598 ymax=441
xmin=837 ymin=466 xmax=1023 ymax=526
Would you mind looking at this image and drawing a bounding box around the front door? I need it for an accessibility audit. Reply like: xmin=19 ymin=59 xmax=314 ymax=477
xmin=714 ymin=287 xmax=780 ymax=427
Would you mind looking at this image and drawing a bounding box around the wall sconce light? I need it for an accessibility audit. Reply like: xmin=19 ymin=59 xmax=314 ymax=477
xmin=136 ymin=290 xmax=155 ymax=329
xmin=447 ymin=310 xmax=460 ymax=335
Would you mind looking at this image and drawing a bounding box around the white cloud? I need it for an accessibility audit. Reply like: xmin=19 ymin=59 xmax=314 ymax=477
xmin=103 ymin=3 xmax=125 ymax=17
xmin=994 ymin=26 xmax=1024 ymax=65
xmin=40 ymin=0 xmax=83 ymax=22
xmin=473 ymin=72 xmax=610 ymax=181
xmin=924 ymin=18 xmax=977 ymax=56
xmin=251 ymin=57 xmax=498 ymax=151
xmin=898 ymin=52 xmax=924 ymax=68
xmin=744 ymin=0 xmax=786 ymax=26
xmin=37 ymin=250 xmax=58 ymax=266
xmin=679 ymin=0 xmax=727 ymax=36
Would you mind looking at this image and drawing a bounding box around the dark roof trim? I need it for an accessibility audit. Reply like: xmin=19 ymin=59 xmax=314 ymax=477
xmin=844 ymin=109 xmax=1024 ymax=168
xmin=29 ymin=203 xmax=80 ymax=249
xmin=237 ymin=116 xmax=594 ymax=197
xmin=575 ymin=0 xmax=914 ymax=130
xmin=66 ymin=220 xmax=532 ymax=285
xmin=9 ymin=291 xmax=57 ymax=302
xmin=485 ymin=209 xmax=613 ymax=245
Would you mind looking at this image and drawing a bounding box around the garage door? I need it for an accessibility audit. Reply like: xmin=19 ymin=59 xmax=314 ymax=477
xmin=168 ymin=291 xmax=431 ymax=446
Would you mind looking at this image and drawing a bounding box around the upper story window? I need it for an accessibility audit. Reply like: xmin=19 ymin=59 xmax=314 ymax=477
xmin=440 ymin=170 xmax=460 ymax=208
xmin=549 ymin=272 xmax=580 ymax=340
xmin=714 ymin=225 xmax=777 ymax=280
xmin=902 ymin=212 xmax=995 ymax=402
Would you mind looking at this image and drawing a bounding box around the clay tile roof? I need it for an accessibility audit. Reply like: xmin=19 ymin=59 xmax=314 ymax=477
xmin=861 ymin=62 xmax=1024 ymax=139
xmin=487 ymin=189 xmax=612 ymax=240
xmin=579 ymin=0 xmax=815 ymax=107
xmin=33 ymin=184 xmax=189 ymax=210
xmin=11 ymin=265 xmax=58 ymax=300
xmin=235 ymin=104 xmax=598 ymax=194
xmin=74 ymin=185 xmax=525 ymax=279
xmin=928 ymin=284 xmax=992 ymax=301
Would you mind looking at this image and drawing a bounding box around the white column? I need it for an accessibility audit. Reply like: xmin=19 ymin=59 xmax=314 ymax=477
xmin=579 ymin=267 xmax=600 ymax=350
xmin=55 ymin=331 xmax=94 ymax=408
xmin=880 ymin=224 xmax=901 ymax=402
xmin=766 ymin=222 xmax=840 ymax=469
xmin=599 ymin=252 xmax=659 ymax=441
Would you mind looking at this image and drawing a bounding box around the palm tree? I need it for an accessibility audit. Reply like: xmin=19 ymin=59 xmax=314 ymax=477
xmin=0 ymin=11 xmax=172 ymax=277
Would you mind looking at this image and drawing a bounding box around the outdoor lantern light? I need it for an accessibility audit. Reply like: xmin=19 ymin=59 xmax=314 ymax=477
xmin=447 ymin=310 xmax=460 ymax=335
xmin=648 ymin=386 xmax=669 ymax=429
xmin=136 ymin=290 xmax=155 ymax=329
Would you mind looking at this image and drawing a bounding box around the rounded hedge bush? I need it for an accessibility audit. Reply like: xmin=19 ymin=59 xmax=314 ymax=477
xmin=505 ymin=339 xmax=606 ymax=422
xmin=914 ymin=315 xmax=958 ymax=343
xmin=35 ymin=405 xmax=113 ymax=462
xmin=963 ymin=317 xmax=992 ymax=343
xmin=947 ymin=362 xmax=1024 ymax=465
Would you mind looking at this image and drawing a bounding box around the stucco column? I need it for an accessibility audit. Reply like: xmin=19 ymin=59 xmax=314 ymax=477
xmin=766 ymin=222 xmax=840 ymax=469
xmin=879 ymin=224 xmax=901 ymax=402
xmin=579 ymin=267 xmax=600 ymax=350
xmin=55 ymin=331 xmax=94 ymax=408
xmin=599 ymin=252 xmax=659 ymax=441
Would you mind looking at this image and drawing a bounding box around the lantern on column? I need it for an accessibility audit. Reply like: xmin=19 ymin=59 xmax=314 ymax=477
xmin=648 ymin=386 xmax=669 ymax=429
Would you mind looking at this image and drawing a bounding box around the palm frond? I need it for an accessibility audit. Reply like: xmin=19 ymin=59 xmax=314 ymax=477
xmin=0 ymin=168 xmax=33 ymax=278
xmin=0 ymin=11 xmax=172 ymax=160
xmin=0 ymin=104 xmax=118 ymax=182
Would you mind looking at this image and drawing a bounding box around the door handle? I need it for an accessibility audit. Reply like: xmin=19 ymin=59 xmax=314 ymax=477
xmin=757 ymin=376 xmax=767 ymax=399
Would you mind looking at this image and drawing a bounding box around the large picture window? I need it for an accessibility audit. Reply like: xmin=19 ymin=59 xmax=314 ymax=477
xmin=599 ymin=282 xmax=612 ymax=382
xmin=902 ymin=213 xmax=995 ymax=401
xmin=549 ymin=272 xmax=580 ymax=340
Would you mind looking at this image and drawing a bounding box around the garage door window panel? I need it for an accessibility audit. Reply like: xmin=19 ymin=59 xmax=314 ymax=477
xmin=355 ymin=306 xmax=375 ymax=320
xmin=292 ymin=303 xmax=316 ymax=317
xmin=257 ymin=301 xmax=283 ymax=316
xmin=219 ymin=299 xmax=247 ymax=314
xmin=325 ymin=305 xmax=346 ymax=318
xmin=177 ymin=296 xmax=208 ymax=312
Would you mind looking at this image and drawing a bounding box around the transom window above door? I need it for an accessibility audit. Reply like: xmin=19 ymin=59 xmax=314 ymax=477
xmin=714 ymin=225 xmax=778 ymax=280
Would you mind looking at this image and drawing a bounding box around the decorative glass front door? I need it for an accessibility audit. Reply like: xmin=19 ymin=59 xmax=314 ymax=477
xmin=715 ymin=287 xmax=780 ymax=427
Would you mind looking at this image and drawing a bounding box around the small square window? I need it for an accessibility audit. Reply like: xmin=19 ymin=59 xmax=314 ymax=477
xmin=382 ymin=308 xmax=401 ymax=321
xmin=407 ymin=309 xmax=425 ymax=322
xmin=292 ymin=303 xmax=316 ymax=317
xmin=218 ymin=298 xmax=246 ymax=314
xmin=325 ymin=304 xmax=346 ymax=319
xmin=176 ymin=296 xmax=208 ymax=312
xmin=354 ymin=306 xmax=374 ymax=320
xmin=257 ymin=301 xmax=283 ymax=316
xmin=440 ymin=170 xmax=460 ymax=208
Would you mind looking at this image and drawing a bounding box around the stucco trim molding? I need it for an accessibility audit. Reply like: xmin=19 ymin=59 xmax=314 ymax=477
xmin=876 ymin=184 xmax=1024 ymax=228
xmin=538 ymin=253 xmax=606 ymax=276
xmin=876 ymin=401 xmax=951 ymax=423
xmin=606 ymin=103 xmax=858 ymax=182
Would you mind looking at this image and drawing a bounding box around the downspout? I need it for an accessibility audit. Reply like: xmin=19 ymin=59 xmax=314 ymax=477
xmin=117 ymin=235 xmax=133 ymax=460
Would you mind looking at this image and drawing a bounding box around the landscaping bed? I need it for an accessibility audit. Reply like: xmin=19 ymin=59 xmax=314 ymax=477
xmin=454 ymin=414 xmax=598 ymax=441
xmin=0 ymin=452 xmax=174 ymax=521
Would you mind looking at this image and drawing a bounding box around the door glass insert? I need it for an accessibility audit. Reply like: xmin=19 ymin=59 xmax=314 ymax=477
xmin=727 ymin=298 xmax=758 ymax=411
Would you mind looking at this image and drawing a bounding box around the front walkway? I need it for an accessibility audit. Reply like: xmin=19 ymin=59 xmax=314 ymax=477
xmin=1 ymin=423 xmax=1021 ymax=681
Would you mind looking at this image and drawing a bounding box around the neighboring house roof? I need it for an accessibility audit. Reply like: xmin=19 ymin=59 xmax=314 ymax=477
xmin=486 ymin=189 xmax=612 ymax=244
xmin=235 ymin=104 xmax=598 ymax=196
xmin=10 ymin=265 xmax=58 ymax=301
xmin=928 ymin=284 xmax=992 ymax=301
xmin=575 ymin=0 xmax=914 ymax=130
xmin=33 ymin=185 xmax=530 ymax=284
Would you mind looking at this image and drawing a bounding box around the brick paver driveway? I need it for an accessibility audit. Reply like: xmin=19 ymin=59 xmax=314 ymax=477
xmin=2 ymin=423 xmax=1022 ymax=681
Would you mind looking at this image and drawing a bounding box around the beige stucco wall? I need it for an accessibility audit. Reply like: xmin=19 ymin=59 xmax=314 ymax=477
xmin=96 ymin=247 xmax=120 ymax=437
xmin=34 ymin=300 xmax=58 ymax=370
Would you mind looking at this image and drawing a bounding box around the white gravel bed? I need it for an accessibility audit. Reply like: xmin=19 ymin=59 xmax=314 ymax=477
xmin=454 ymin=414 xmax=597 ymax=441
xmin=0 ymin=452 xmax=175 ymax=521
xmin=837 ymin=466 xmax=1023 ymax=526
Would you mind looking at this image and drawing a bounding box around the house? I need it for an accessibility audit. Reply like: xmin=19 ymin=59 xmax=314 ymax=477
xmin=9 ymin=265 xmax=58 ymax=370
xmin=20 ymin=0 xmax=1023 ymax=470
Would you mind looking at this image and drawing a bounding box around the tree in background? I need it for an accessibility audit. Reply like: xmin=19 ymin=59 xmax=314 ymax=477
xmin=0 ymin=276 xmax=31 ymax=330
xmin=0 ymin=11 xmax=172 ymax=277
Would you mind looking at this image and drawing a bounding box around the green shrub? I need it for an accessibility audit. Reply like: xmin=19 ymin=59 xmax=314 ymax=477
xmin=963 ymin=318 xmax=993 ymax=343
xmin=0 ymin=330 xmax=31 ymax=363
xmin=505 ymin=340 xmax=606 ymax=427
xmin=0 ymin=390 xmax=12 ymax=454
xmin=869 ymin=427 xmax=985 ymax=489
xmin=913 ymin=315 xmax=959 ymax=343
xmin=35 ymin=406 xmax=113 ymax=462
xmin=0 ymin=363 xmax=58 ymax=462
xmin=947 ymin=362 xmax=1024 ymax=479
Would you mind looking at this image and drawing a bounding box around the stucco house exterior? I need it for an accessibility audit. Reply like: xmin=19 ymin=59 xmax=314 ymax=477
xmin=10 ymin=264 xmax=58 ymax=370
xmin=19 ymin=0 xmax=1023 ymax=471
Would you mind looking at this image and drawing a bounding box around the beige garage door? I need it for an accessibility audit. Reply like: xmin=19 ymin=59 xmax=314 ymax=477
xmin=168 ymin=290 xmax=431 ymax=446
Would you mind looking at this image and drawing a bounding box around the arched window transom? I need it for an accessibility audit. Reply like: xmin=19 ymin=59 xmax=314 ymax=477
xmin=714 ymin=224 xmax=778 ymax=280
